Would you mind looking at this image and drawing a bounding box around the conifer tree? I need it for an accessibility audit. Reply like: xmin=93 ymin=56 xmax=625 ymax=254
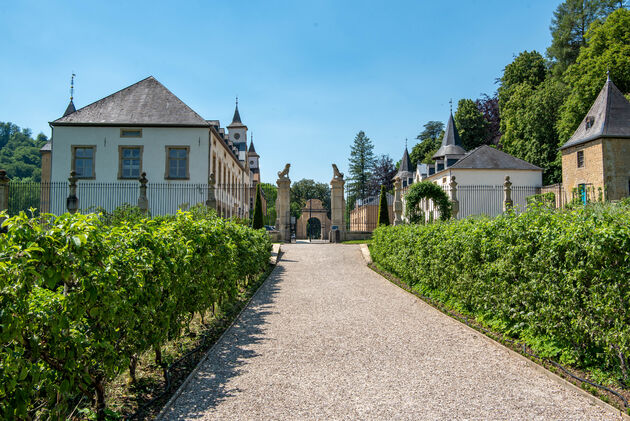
xmin=348 ymin=131 xmax=376 ymax=201
xmin=252 ymin=184 xmax=264 ymax=229
xmin=377 ymin=185 xmax=390 ymax=226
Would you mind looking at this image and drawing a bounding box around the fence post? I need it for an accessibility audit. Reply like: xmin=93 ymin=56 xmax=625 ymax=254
xmin=66 ymin=171 xmax=79 ymax=214
xmin=393 ymin=176 xmax=403 ymax=225
xmin=449 ymin=176 xmax=459 ymax=219
xmin=206 ymin=173 xmax=217 ymax=211
xmin=503 ymin=176 xmax=513 ymax=212
xmin=0 ymin=170 xmax=9 ymax=228
xmin=138 ymin=172 xmax=149 ymax=215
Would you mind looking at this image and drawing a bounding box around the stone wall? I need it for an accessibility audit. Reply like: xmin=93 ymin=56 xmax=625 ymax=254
xmin=603 ymin=138 xmax=630 ymax=200
xmin=561 ymin=139 xmax=605 ymax=195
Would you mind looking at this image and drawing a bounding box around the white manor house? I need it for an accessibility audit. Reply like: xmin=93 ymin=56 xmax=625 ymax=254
xmin=41 ymin=76 xmax=261 ymax=217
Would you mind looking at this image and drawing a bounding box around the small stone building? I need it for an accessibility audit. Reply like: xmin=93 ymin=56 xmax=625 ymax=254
xmin=560 ymin=75 xmax=630 ymax=201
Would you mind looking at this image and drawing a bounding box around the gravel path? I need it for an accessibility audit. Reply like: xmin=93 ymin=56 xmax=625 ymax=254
xmin=160 ymin=243 xmax=623 ymax=420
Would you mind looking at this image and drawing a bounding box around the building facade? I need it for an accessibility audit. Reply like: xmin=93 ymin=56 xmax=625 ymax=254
xmin=42 ymin=76 xmax=261 ymax=217
xmin=560 ymin=75 xmax=630 ymax=201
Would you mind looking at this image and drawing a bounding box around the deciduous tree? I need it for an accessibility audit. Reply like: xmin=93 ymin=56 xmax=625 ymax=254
xmin=454 ymin=99 xmax=489 ymax=150
xmin=369 ymin=154 xmax=397 ymax=195
xmin=558 ymin=8 xmax=630 ymax=143
xmin=410 ymin=121 xmax=444 ymax=166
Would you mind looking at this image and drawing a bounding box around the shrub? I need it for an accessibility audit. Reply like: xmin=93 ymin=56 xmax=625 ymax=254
xmin=377 ymin=185 xmax=390 ymax=227
xmin=371 ymin=204 xmax=630 ymax=382
xmin=0 ymin=209 xmax=271 ymax=420
xmin=252 ymin=183 xmax=264 ymax=229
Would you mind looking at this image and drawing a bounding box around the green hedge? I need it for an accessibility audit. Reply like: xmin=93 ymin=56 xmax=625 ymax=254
xmin=371 ymin=204 xmax=630 ymax=381
xmin=0 ymin=209 xmax=271 ymax=419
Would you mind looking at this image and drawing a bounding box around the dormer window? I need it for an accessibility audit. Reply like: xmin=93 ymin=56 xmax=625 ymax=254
xmin=585 ymin=116 xmax=595 ymax=130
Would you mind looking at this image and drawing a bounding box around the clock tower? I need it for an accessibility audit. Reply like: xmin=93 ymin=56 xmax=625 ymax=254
xmin=227 ymin=98 xmax=248 ymax=161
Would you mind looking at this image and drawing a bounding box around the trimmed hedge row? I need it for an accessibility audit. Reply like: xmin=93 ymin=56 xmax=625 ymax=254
xmin=0 ymin=209 xmax=271 ymax=419
xmin=371 ymin=204 xmax=630 ymax=382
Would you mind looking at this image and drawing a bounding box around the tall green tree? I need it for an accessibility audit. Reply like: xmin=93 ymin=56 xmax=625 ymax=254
xmin=558 ymin=8 xmax=630 ymax=142
xmin=0 ymin=122 xmax=47 ymax=181
xmin=498 ymin=51 xmax=548 ymax=109
xmin=252 ymin=184 xmax=264 ymax=229
xmin=454 ymin=99 xmax=489 ymax=150
xmin=260 ymin=182 xmax=277 ymax=225
xmin=498 ymin=51 xmax=569 ymax=184
xmin=348 ymin=131 xmax=376 ymax=201
xmin=500 ymin=79 xmax=569 ymax=183
xmin=547 ymin=0 xmax=624 ymax=75
xmin=410 ymin=121 xmax=444 ymax=166
xmin=377 ymin=185 xmax=390 ymax=226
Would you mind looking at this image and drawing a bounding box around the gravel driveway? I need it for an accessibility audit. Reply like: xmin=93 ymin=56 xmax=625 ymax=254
xmin=160 ymin=243 xmax=624 ymax=420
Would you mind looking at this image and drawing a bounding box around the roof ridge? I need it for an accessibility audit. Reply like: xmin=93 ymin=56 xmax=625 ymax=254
xmin=67 ymin=76 xmax=156 ymax=116
xmin=51 ymin=76 xmax=210 ymax=126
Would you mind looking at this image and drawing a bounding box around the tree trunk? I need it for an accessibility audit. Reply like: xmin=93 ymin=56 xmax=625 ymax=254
xmin=154 ymin=345 xmax=162 ymax=367
xmin=128 ymin=355 xmax=137 ymax=385
xmin=95 ymin=381 xmax=106 ymax=421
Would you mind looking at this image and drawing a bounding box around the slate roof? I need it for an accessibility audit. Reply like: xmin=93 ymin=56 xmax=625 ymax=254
xmin=228 ymin=103 xmax=246 ymax=128
xmin=248 ymin=140 xmax=259 ymax=155
xmin=40 ymin=142 xmax=52 ymax=152
xmin=51 ymin=76 xmax=210 ymax=127
xmin=395 ymin=146 xmax=414 ymax=179
xmin=449 ymin=145 xmax=541 ymax=170
xmin=433 ymin=113 xmax=466 ymax=159
xmin=560 ymin=76 xmax=630 ymax=150
xmin=232 ymin=104 xmax=242 ymax=124
xmin=63 ymin=100 xmax=76 ymax=117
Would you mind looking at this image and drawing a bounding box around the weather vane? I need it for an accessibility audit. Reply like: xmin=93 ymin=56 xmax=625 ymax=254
xmin=449 ymin=98 xmax=453 ymax=114
xmin=70 ymin=73 xmax=76 ymax=101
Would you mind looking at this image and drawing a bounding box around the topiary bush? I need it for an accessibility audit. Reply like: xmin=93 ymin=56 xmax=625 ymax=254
xmin=252 ymin=183 xmax=264 ymax=229
xmin=377 ymin=185 xmax=390 ymax=227
xmin=404 ymin=181 xmax=451 ymax=223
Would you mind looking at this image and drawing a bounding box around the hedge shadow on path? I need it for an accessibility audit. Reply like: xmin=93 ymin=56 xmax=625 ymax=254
xmin=164 ymin=265 xmax=286 ymax=419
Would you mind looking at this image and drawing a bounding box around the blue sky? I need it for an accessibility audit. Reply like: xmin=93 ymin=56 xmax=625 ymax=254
xmin=1 ymin=0 xmax=560 ymax=184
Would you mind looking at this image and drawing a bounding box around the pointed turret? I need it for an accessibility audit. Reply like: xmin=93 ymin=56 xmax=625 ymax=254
xmin=228 ymin=97 xmax=247 ymax=129
xmin=395 ymin=143 xmax=415 ymax=187
xmin=232 ymin=102 xmax=242 ymax=124
xmin=248 ymin=139 xmax=258 ymax=155
xmin=63 ymin=100 xmax=76 ymax=117
xmin=432 ymin=112 xmax=466 ymax=160
xmin=560 ymin=75 xmax=630 ymax=150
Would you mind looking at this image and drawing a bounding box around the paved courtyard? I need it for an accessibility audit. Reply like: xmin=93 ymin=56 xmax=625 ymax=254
xmin=160 ymin=243 xmax=622 ymax=420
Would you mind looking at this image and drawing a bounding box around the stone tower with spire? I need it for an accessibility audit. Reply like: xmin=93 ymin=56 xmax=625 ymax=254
xmin=395 ymin=141 xmax=415 ymax=187
xmin=227 ymin=98 xmax=248 ymax=162
xmin=431 ymin=111 xmax=466 ymax=172
xmin=560 ymin=74 xmax=630 ymax=201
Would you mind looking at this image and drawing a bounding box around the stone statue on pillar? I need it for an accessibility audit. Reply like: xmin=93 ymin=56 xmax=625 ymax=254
xmin=330 ymin=163 xmax=346 ymax=242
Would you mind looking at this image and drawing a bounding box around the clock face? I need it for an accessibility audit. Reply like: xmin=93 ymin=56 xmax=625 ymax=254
xmin=234 ymin=133 xmax=240 ymax=140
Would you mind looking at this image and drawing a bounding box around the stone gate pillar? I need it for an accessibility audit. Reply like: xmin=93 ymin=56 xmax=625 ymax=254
xmin=330 ymin=164 xmax=346 ymax=241
xmin=503 ymin=175 xmax=513 ymax=212
xmin=449 ymin=176 xmax=459 ymax=219
xmin=276 ymin=164 xmax=291 ymax=242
